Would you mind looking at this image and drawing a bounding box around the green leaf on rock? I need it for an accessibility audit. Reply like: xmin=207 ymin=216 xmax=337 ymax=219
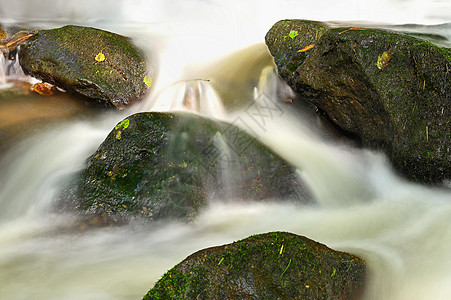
xmin=115 ymin=118 xmax=130 ymax=130
xmin=284 ymin=30 xmax=299 ymax=40
xmin=288 ymin=30 xmax=299 ymax=39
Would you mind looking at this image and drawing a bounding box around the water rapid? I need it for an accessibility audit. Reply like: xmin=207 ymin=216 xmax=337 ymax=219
xmin=0 ymin=1 xmax=450 ymax=299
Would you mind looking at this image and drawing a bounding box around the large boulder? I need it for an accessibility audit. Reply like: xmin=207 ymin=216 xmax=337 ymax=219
xmin=265 ymin=20 xmax=450 ymax=184
xmin=60 ymin=112 xmax=311 ymax=224
xmin=144 ymin=232 xmax=367 ymax=299
xmin=18 ymin=25 xmax=149 ymax=109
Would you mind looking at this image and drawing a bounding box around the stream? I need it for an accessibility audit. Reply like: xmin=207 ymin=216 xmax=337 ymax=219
xmin=0 ymin=0 xmax=450 ymax=299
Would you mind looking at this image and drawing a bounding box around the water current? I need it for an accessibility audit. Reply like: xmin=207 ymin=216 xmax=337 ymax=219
xmin=0 ymin=0 xmax=450 ymax=299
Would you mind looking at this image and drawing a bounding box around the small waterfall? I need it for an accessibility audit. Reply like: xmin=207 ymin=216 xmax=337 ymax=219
xmin=147 ymin=79 xmax=226 ymax=118
xmin=7 ymin=52 xmax=28 ymax=79
xmin=0 ymin=54 xmax=7 ymax=86
xmin=0 ymin=119 xmax=113 ymax=223
xmin=208 ymin=132 xmax=237 ymax=202
xmin=0 ymin=51 xmax=37 ymax=88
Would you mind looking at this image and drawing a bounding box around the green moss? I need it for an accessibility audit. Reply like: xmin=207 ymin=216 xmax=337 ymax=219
xmin=62 ymin=112 xmax=310 ymax=224
xmin=19 ymin=25 xmax=148 ymax=108
xmin=267 ymin=20 xmax=450 ymax=183
xmin=144 ymin=232 xmax=366 ymax=299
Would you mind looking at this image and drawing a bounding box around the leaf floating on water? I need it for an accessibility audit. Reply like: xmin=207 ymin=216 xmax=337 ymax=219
xmin=377 ymin=50 xmax=392 ymax=70
xmin=144 ymin=75 xmax=152 ymax=87
xmin=30 ymin=82 xmax=55 ymax=96
xmin=95 ymin=51 xmax=106 ymax=62
xmin=297 ymin=44 xmax=315 ymax=53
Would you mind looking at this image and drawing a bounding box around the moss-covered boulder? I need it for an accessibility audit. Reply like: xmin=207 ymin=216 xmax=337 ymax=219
xmin=18 ymin=25 xmax=149 ymax=109
xmin=265 ymin=20 xmax=450 ymax=184
xmin=144 ymin=232 xmax=366 ymax=299
xmin=61 ymin=112 xmax=310 ymax=223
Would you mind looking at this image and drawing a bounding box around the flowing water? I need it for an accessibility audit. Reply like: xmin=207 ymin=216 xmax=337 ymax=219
xmin=0 ymin=1 xmax=450 ymax=299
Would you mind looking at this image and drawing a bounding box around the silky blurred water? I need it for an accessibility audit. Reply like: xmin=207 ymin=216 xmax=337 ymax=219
xmin=0 ymin=1 xmax=450 ymax=299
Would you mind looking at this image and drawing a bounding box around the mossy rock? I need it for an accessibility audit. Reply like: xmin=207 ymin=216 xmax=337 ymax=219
xmin=265 ymin=20 xmax=450 ymax=184
xmin=61 ymin=112 xmax=311 ymax=224
xmin=144 ymin=232 xmax=366 ymax=299
xmin=18 ymin=25 xmax=149 ymax=109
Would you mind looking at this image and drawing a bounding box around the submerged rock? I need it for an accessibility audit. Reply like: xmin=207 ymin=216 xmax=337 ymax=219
xmin=61 ymin=112 xmax=310 ymax=224
xmin=144 ymin=232 xmax=367 ymax=299
xmin=265 ymin=20 xmax=450 ymax=184
xmin=18 ymin=25 xmax=149 ymax=109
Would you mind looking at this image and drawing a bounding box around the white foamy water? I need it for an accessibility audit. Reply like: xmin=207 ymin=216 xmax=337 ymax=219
xmin=0 ymin=1 xmax=450 ymax=299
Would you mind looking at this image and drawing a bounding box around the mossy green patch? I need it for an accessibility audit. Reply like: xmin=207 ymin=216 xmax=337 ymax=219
xmin=19 ymin=25 xmax=149 ymax=109
xmin=60 ymin=112 xmax=311 ymax=224
xmin=144 ymin=232 xmax=366 ymax=299
xmin=266 ymin=20 xmax=451 ymax=183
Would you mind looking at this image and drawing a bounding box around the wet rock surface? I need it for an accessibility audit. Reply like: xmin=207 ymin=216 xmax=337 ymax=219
xmin=144 ymin=232 xmax=367 ymax=300
xmin=18 ymin=25 xmax=149 ymax=109
xmin=60 ymin=112 xmax=311 ymax=224
xmin=266 ymin=20 xmax=450 ymax=184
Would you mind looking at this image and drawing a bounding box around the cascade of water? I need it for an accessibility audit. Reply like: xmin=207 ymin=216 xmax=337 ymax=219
xmin=146 ymin=79 xmax=226 ymax=118
xmin=0 ymin=119 xmax=117 ymax=223
xmin=7 ymin=52 xmax=27 ymax=79
xmin=0 ymin=54 xmax=6 ymax=86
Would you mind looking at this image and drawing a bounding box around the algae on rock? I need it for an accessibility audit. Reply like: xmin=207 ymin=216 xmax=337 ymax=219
xmin=265 ymin=20 xmax=450 ymax=183
xmin=144 ymin=232 xmax=366 ymax=299
xmin=19 ymin=25 xmax=149 ymax=109
xmin=61 ymin=112 xmax=311 ymax=224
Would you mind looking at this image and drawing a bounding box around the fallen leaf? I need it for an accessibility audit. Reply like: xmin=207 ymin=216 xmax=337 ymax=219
xmin=30 ymin=82 xmax=55 ymax=96
xmin=115 ymin=118 xmax=130 ymax=130
xmin=144 ymin=75 xmax=152 ymax=87
xmin=338 ymin=27 xmax=359 ymax=34
xmin=376 ymin=50 xmax=392 ymax=70
xmin=297 ymin=44 xmax=315 ymax=53
xmin=95 ymin=51 xmax=106 ymax=62
xmin=3 ymin=30 xmax=37 ymax=52
xmin=288 ymin=30 xmax=299 ymax=39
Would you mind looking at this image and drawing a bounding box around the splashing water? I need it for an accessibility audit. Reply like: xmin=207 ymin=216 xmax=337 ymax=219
xmin=0 ymin=54 xmax=6 ymax=86
xmin=0 ymin=0 xmax=450 ymax=299
xmin=146 ymin=79 xmax=226 ymax=117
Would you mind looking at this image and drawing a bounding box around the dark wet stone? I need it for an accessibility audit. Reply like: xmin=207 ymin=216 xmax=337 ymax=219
xmin=144 ymin=232 xmax=366 ymax=300
xmin=266 ymin=20 xmax=451 ymax=184
xmin=18 ymin=25 xmax=149 ymax=109
xmin=60 ymin=112 xmax=311 ymax=224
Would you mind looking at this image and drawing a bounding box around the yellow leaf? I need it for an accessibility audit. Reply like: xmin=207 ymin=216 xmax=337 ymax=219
xmin=144 ymin=75 xmax=152 ymax=87
xmin=95 ymin=51 xmax=106 ymax=62
xmin=376 ymin=50 xmax=392 ymax=70
xmin=297 ymin=44 xmax=315 ymax=53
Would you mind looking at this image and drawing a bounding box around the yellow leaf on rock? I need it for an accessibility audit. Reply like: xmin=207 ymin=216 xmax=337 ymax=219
xmin=144 ymin=75 xmax=152 ymax=87
xmin=95 ymin=51 xmax=106 ymax=62
xmin=376 ymin=50 xmax=392 ymax=70
xmin=297 ymin=44 xmax=315 ymax=53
